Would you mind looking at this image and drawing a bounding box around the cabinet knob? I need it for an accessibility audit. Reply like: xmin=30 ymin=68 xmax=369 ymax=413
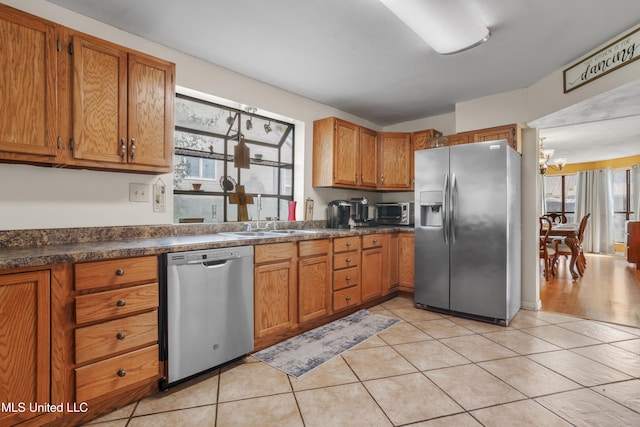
xmin=130 ymin=138 xmax=136 ymax=160
xmin=115 ymin=268 xmax=125 ymax=276
xmin=117 ymin=368 xmax=126 ymax=377
xmin=372 ymin=239 xmax=378 ymax=243
xmin=116 ymin=299 xmax=126 ymax=307
xmin=346 ymin=242 xmax=351 ymax=247
xmin=116 ymin=332 xmax=126 ymax=340
xmin=120 ymin=138 xmax=126 ymax=161
xmin=346 ymin=258 xmax=351 ymax=263
xmin=346 ymin=275 xmax=351 ymax=281
xmin=345 ymin=296 xmax=351 ymax=301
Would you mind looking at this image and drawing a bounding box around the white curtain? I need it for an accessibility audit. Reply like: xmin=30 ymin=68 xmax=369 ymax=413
xmin=575 ymin=169 xmax=614 ymax=254
xmin=631 ymin=164 xmax=640 ymax=220
xmin=538 ymin=173 xmax=547 ymax=216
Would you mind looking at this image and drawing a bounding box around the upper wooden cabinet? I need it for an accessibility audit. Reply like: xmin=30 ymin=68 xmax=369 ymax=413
xmin=444 ymin=124 xmax=521 ymax=153
xmin=0 ymin=4 xmax=175 ymax=173
xmin=412 ymin=129 xmax=443 ymax=151
xmin=378 ymin=132 xmax=412 ymax=190
xmin=0 ymin=7 xmax=59 ymax=163
xmin=71 ymin=34 xmax=175 ymax=172
xmin=313 ymin=117 xmax=377 ymax=189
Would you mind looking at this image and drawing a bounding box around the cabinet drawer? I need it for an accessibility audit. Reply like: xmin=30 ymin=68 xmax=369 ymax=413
xmin=75 ymin=345 xmax=159 ymax=402
xmin=333 ymin=286 xmax=361 ymax=311
xmin=75 ymin=256 xmax=158 ymax=291
xmin=362 ymin=234 xmax=383 ymax=249
xmin=299 ymin=239 xmax=330 ymax=257
xmin=75 ymin=310 xmax=158 ymax=365
xmin=255 ymin=242 xmax=296 ymax=264
xmin=333 ymin=267 xmax=360 ymax=291
xmin=334 ymin=252 xmax=359 ymax=270
xmin=76 ymin=283 xmax=158 ymax=325
xmin=334 ymin=236 xmax=360 ymax=253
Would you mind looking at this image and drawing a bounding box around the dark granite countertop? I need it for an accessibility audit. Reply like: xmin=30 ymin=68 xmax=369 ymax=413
xmin=0 ymin=222 xmax=414 ymax=270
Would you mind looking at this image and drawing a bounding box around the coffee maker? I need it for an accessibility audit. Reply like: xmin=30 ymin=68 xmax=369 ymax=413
xmin=350 ymin=197 xmax=371 ymax=227
xmin=327 ymin=200 xmax=351 ymax=229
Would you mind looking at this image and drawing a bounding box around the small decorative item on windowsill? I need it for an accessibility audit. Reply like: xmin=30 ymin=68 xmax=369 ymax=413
xmin=288 ymin=201 xmax=297 ymax=221
xmin=304 ymin=198 xmax=314 ymax=221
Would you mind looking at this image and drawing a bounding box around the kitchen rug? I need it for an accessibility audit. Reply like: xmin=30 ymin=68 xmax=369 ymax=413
xmin=252 ymin=309 xmax=400 ymax=378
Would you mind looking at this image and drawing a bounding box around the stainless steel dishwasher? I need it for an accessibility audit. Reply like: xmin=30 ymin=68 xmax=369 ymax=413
xmin=163 ymin=246 xmax=254 ymax=386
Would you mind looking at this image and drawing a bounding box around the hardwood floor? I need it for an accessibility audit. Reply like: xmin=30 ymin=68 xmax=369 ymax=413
xmin=540 ymin=253 xmax=640 ymax=328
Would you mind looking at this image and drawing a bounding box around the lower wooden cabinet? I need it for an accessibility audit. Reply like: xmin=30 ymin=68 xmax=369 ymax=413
xmin=383 ymin=233 xmax=399 ymax=295
xmin=361 ymin=234 xmax=383 ymax=301
xmin=73 ymin=256 xmax=160 ymax=406
xmin=298 ymin=239 xmax=332 ymax=324
xmin=332 ymin=236 xmax=362 ymax=311
xmin=399 ymin=234 xmax=415 ymax=291
xmin=254 ymin=242 xmax=297 ymax=341
xmin=627 ymin=221 xmax=640 ymax=266
xmin=0 ymin=269 xmax=51 ymax=427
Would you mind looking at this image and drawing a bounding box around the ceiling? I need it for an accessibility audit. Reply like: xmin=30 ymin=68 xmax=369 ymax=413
xmin=47 ymin=0 xmax=640 ymax=164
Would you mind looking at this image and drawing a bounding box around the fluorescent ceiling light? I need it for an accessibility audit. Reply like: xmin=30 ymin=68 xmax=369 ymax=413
xmin=380 ymin=0 xmax=491 ymax=55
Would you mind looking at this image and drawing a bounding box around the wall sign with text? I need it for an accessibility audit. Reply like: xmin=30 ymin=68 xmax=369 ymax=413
xmin=563 ymin=26 xmax=639 ymax=93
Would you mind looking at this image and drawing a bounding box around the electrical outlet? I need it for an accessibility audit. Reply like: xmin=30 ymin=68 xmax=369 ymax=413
xmin=129 ymin=183 xmax=150 ymax=202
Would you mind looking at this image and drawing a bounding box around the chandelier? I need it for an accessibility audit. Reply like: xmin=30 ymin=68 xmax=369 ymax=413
xmin=539 ymin=137 xmax=567 ymax=175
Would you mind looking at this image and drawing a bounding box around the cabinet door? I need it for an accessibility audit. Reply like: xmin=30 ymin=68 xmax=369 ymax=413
xmin=254 ymin=261 xmax=297 ymax=339
xmin=628 ymin=222 xmax=640 ymax=265
xmin=383 ymin=233 xmax=399 ymax=294
xmin=359 ymin=127 xmax=378 ymax=188
xmin=298 ymin=254 xmax=331 ymax=323
xmin=334 ymin=119 xmax=359 ymax=186
xmin=361 ymin=247 xmax=383 ymax=301
xmin=472 ymin=125 xmax=518 ymax=151
xmin=0 ymin=270 xmax=50 ymax=426
xmin=0 ymin=8 xmax=58 ymax=159
xmin=399 ymin=234 xmax=415 ymax=290
xmin=378 ymin=133 xmax=411 ymax=189
xmin=72 ymin=35 xmax=127 ymax=164
xmin=444 ymin=133 xmax=471 ymax=146
xmin=127 ymin=53 xmax=174 ymax=169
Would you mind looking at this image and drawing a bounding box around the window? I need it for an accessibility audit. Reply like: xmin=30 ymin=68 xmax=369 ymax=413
xmin=613 ymin=169 xmax=634 ymax=243
xmin=544 ymin=174 xmax=576 ymax=223
xmin=173 ymin=93 xmax=295 ymax=223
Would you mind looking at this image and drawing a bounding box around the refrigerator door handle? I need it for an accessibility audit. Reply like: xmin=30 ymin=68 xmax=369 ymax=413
xmin=443 ymin=173 xmax=449 ymax=244
xmin=451 ymin=173 xmax=457 ymax=244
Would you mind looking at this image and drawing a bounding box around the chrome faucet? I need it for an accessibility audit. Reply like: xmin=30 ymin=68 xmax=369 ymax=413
xmin=256 ymin=194 xmax=262 ymax=229
xmin=265 ymin=218 xmax=278 ymax=230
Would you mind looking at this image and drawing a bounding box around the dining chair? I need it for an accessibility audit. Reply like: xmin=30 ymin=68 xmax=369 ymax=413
xmin=539 ymin=216 xmax=557 ymax=280
xmin=542 ymin=213 xmax=567 ymax=224
xmin=553 ymin=213 xmax=591 ymax=276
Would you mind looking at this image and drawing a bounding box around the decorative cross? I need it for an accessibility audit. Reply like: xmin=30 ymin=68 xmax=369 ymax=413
xmin=229 ymin=185 xmax=253 ymax=222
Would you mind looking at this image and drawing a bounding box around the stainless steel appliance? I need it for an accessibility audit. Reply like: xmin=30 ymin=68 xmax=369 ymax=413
xmin=327 ymin=200 xmax=351 ymax=228
xmin=163 ymin=246 xmax=254 ymax=386
xmin=376 ymin=202 xmax=414 ymax=225
xmin=350 ymin=197 xmax=375 ymax=227
xmin=414 ymin=139 xmax=521 ymax=325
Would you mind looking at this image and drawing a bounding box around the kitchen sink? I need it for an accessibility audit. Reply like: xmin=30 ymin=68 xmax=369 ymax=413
xmin=268 ymin=229 xmax=318 ymax=235
xmin=219 ymin=231 xmax=276 ymax=238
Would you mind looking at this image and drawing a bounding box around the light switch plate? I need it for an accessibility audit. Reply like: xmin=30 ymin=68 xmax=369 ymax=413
xmin=129 ymin=183 xmax=150 ymax=202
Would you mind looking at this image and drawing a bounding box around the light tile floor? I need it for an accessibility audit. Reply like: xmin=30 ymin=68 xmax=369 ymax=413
xmin=86 ymin=296 xmax=640 ymax=426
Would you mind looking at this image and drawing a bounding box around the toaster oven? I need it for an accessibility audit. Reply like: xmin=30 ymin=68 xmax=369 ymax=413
xmin=376 ymin=202 xmax=414 ymax=226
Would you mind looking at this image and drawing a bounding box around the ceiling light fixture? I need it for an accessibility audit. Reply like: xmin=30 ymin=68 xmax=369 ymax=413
xmin=244 ymin=107 xmax=257 ymax=131
xmin=379 ymin=0 xmax=491 ymax=55
xmin=539 ymin=137 xmax=567 ymax=175
xmin=246 ymin=117 xmax=253 ymax=130
xmin=264 ymin=121 xmax=272 ymax=134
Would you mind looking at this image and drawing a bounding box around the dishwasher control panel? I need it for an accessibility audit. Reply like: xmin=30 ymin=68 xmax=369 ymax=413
xmin=167 ymin=246 xmax=254 ymax=266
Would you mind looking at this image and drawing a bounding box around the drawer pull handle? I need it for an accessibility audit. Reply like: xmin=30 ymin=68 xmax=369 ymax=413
xmin=346 ymin=258 xmax=351 ymax=263
xmin=116 ymin=332 xmax=126 ymax=340
xmin=372 ymin=239 xmax=378 ymax=243
xmin=345 ymin=296 xmax=351 ymax=301
xmin=117 ymin=368 xmax=126 ymax=377
xmin=115 ymin=268 xmax=125 ymax=276
xmin=346 ymin=242 xmax=351 ymax=247
xmin=116 ymin=299 xmax=126 ymax=307
xmin=346 ymin=275 xmax=351 ymax=281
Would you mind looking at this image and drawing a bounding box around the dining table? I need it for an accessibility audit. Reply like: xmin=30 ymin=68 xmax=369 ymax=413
xmin=547 ymin=223 xmax=581 ymax=279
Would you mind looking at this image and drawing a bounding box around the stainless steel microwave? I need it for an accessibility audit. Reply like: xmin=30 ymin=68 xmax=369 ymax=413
xmin=376 ymin=202 xmax=414 ymax=226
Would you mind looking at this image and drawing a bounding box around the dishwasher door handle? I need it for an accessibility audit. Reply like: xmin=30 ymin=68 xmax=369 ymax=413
xmin=200 ymin=259 xmax=230 ymax=268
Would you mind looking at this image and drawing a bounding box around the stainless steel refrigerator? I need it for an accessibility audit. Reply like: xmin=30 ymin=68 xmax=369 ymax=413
xmin=414 ymin=139 xmax=521 ymax=325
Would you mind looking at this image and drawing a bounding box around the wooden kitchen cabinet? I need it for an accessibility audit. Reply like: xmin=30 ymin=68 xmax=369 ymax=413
xmin=0 ymin=269 xmax=51 ymax=427
xmin=312 ymin=117 xmax=378 ymax=189
xmin=382 ymin=232 xmax=399 ymax=295
xmin=0 ymin=7 xmax=60 ymax=164
xmin=298 ymin=239 xmax=332 ymax=324
xmin=398 ymin=234 xmax=415 ymax=291
xmin=332 ymin=236 xmax=362 ymax=311
xmin=254 ymin=242 xmax=298 ymax=343
xmin=73 ymin=256 xmax=160 ymax=404
xmin=71 ymin=34 xmax=175 ymax=173
xmin=378 ymin=132 xmax=412 ymax=190
xmin=361 ymin=234 xmax=384 ymax=301
xmin=443 ymin=133 xmax=471 ymax=146
xmin=412 ymin=129 xmax=444 ymax=151
xmin=443 ymin=124 xmax=521 ymax=152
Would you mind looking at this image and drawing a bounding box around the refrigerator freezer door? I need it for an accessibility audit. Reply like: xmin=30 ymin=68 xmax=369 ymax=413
xmin=414 ymin=147 xmax=450 ymax=310
xmin=449 ymin=140 xmax=508 ymax=319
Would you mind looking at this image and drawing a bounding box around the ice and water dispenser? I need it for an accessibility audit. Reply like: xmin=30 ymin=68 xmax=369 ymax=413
xmin=420 ymin=191 xmax=443 ymax=227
